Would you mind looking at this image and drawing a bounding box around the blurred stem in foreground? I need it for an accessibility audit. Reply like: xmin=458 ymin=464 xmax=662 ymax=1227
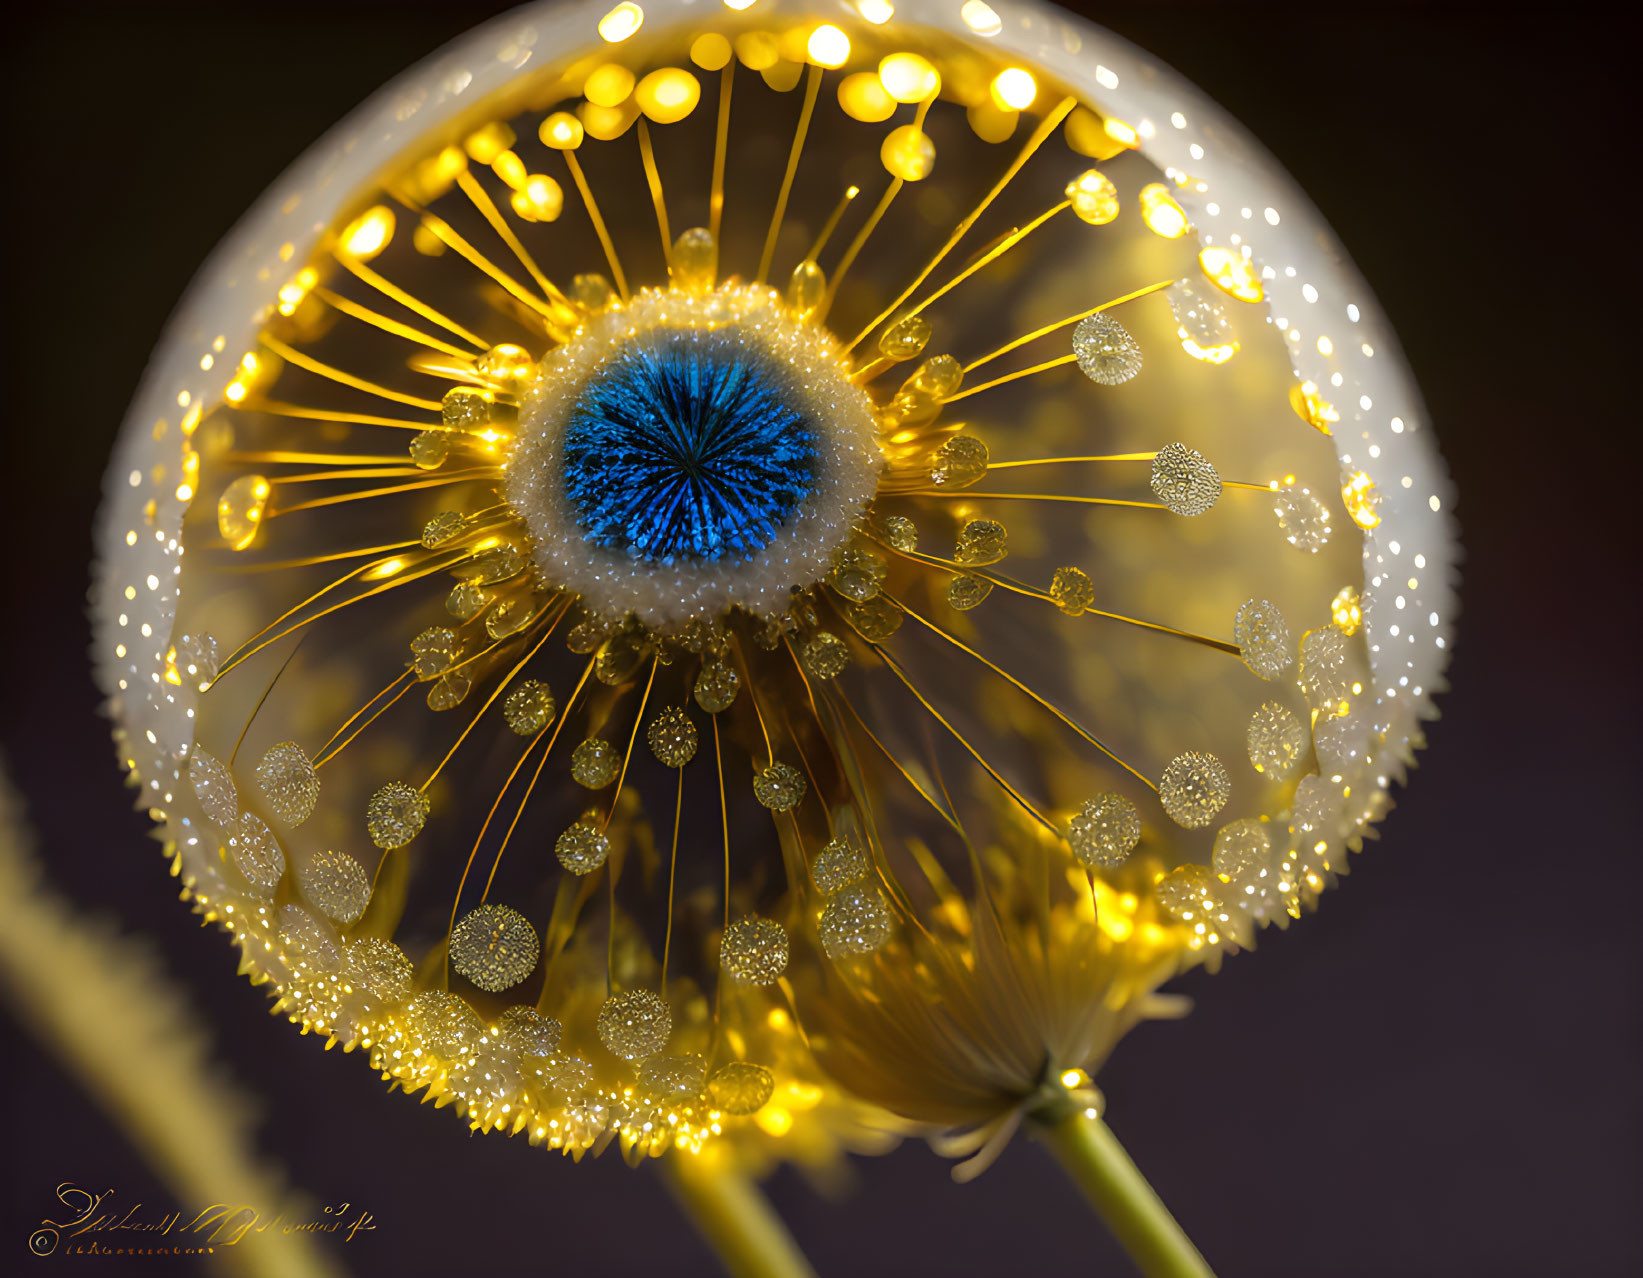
xmin=1030 ymin=1105 xmax=1214 ymax=1278
xmin=0 ymin=759 xmax=342 ymax=1278
xmin=661 ymin=1147 xmax=817 ymax=1278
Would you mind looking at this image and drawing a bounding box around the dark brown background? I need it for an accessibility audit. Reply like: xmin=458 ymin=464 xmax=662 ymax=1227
xmin=2 ymin=2 xmax=1635 ymax=1275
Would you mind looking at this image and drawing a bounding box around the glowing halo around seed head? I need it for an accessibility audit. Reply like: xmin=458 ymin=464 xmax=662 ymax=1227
xmin=504 ymin=283 xmax=881 ymax=630
xmin=89 ymin=0 xmax=1456 ymax=1172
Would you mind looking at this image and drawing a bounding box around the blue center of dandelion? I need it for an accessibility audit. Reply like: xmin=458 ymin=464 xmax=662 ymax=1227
xmin=561 ymin=339 xmax=819 ymax=563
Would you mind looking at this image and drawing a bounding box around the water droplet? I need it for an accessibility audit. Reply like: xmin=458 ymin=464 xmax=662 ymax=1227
xmin=231 ymin=812 xmax=285 ymax=892
xmin=819 ymin=884 xmax=892 ymax=958
xmin=407 ymin=990 xmax=484 ymax=1057
xmin=811 ymin=837 xmax=871 ymax=895
xmin=639 ymin=1053 xmax=707 ymax=1101
xmin=801 ymin=631 xmax=850 ymax=679
xmin=1150 ymin=443 xmax=1221 ymax=516
xmin=217 ymin=475 xmax=269 ymax=550
xmin=1072 ymin=312 xmax=1142 ymax=384
xmin=954 ymin=518 xmax=1007 ymax=565
xmin=708 ymin=1061 xmax=774 ymax=1114
xmin=1158 ymin=751 xmax=1231 ymax=828
xmin=829 ymin=546 xmax=887 ymax=602
xmin=451 ymin=903 xmax=540 ymax=992
xmin=1272 ymin=478 xmax=1333 ymax=552
xmin=499 ymin=1005 xmax=562 ymax=1056
xmin=1246 ymin=701 xmax=1307 ymax=778
xmin=946 ymin=573 xmax=993 ymax=610
xmin=647 ymin=706 xmax=698 ymax=767
xmin=671 ymin=227 xmax=717 ymax=291
xmin=930 ymin=434 xmax=988 ymax=487
xmin=504 ymin=679 xmax=556 ymax=735
xmin=597 ymin=989 xmax=672 ymax=1060
xmin=426 ymin=668 xmax=471 ymax=710
xmin=366 ymin=781 xmax=428 ymax=849
xmin=1068 ymin=794 xmax=1141 ymax=868
xmin=1155 ymin=865 xmax=1221 ymax=925
xmin=694 ymin=658 xmax=740 ymax=713
xmin=720 ymin=916 xmax=789 ymax=985
xmin=753 ymin=763 xmax=805 ymax=811
xmin=1299 ymin=627 xmax=1354 ymax=715
xmin=1234 ymin=599 xmax=1292 ymax=680
xmin=409 ymin=626 xmax=460 ymax=678
xmin=422 ymin=510 xmax=466 ymax=547
xmin=1167 ymin=279 xmax=1238 ymax=362
xmin=1066 ymin=168 xmax=1119 ymax=224
xmin=556 ymin=819 xmax=610 ymax=875
xmin=879 ymin=514 xmax=918 ymax=551
xmin=188 ymin=749 xmax=238 ymax=827
xmin=346 ymin=937 xmax=413 ymax=1003
xmin=1050 ymin=566 xmax=1097 ymax=616
xmin=408 ymin=429 xmax=451 ymax=470
xmin=256 ymin=741 xmax=318 ymax=826
xmin=878 ymin=314 xmax=932 ymax=361
xmin=298 ymin=848 xmax=370 ymax=923
xmin=571 ymin=738 xmax=619 ymax=788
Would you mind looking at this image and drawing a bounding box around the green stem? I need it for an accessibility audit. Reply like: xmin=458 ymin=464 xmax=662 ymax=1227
xmin=662 ymin=1151 xmax=817 ymax=1278
xmin=1030 ymin=1108 xmax=1214 ymax=1278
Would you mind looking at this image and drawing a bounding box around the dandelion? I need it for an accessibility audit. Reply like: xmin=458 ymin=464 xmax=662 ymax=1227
xmin=93 ymin=1 xmax=1455 ymax=1271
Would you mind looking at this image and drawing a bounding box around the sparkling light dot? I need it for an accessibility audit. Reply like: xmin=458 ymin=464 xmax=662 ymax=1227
xmin=597 ymin=2 xmax=643 ymax=42
xmin=807 ymin=24 xmax=850 ymax=67
xmin=879 ymin=52 xmax=939 ymax=102
xmin=990 ymin=67 xmax=1036 ymax=110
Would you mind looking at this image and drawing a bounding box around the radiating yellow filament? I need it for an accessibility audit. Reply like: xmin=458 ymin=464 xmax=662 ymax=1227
xmin=422 ymin=602 xmax=570 ymax=792
xmin=267 ymin=471 xmax=492 ymax=518
xmin=563 ymin=151 xmax=630 ymax=301
xmin=904 ymin=487 xmax=1160 ymax=510
xmin=334 ymin=256 xmax=489 ymax=350
xmin=710 ymin=63 xmax=734 ymax=244
xmin=660 ymin=763 xmax=685 ymax=995
xmin=886 ymin=593 xmax=1154 ymax=787
xmin=828 ymin=676 xmax=963 ymax=835
xmin=225 ymin=538 xmax=423 ymax=574
xmin=225 ymin=451 xmax=413 ymax=467
xmin=603 ymin=658 xmax=658 ymax=828
xmin=870 ymin=641 xmax=1058 ymax=833
xmin=822 ymin=177 xmax=901 ymax=318
xmin=847 ymin=95 xmax=1076 ymax=350
xmin=410 ymin=206 xmax=566 ymax=325
xmin=480 ymin=657 xmax=597 ymax=903
xmin=636 ymin=119 xmax=674 ymax=266
xmin=986 ymin=454 xmax=1157 ymax=469
xmin=258 ymin=335 xmax=443 ymax=412
xmin=895 ymin=199 xmax=1069 ymax=324
xmin=240 ymin=401 xmax=438 ymax=433
xmin=314 ymin=669 xmax=413 ymax=769
xmin=756 ymin=64 xmax=824 ymax=285
xmin=444 ymin=704 xmax=556 ymax=981
xmin=873 ymin=536 xmax=1241 ymax=654
xmin=313 ymin=287 xmax=475 ymax=360
xmin=265 ymin=466 xmax=433 ymax=485
xmin=940 ymin=353 xmax=1077 ymax=403
xmin=228 ymin=638 xmax=305 ymax=768
xmin=807 ymin=184 xmax=860 ymax=262
xmin=732 ymin=639 xmax=774 ymax=764
xmin=453 ymin=170 xmax=574 ymax=314
xmin=215 ymin=546 xmax=478 ymax=682
xmin=712 ymin=715 xmax=731 ymax=933
xmin=315 ymin=675 xmax=414 ymax=771
xmin=961 ymin=278 xmax=1176 ymax=373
